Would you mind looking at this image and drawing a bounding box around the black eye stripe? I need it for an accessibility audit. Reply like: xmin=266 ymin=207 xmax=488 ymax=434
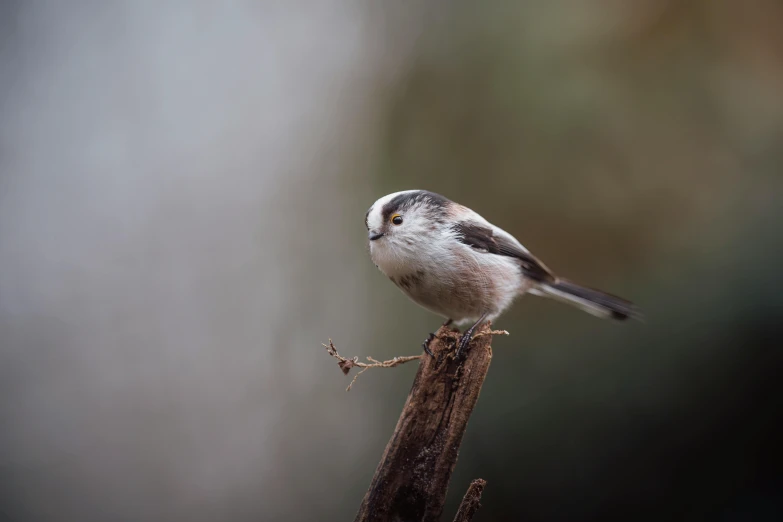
xmin=380 ymin=190 xmax=450 ymax=223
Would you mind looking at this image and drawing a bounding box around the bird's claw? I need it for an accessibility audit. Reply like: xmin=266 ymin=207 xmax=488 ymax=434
xmin=454 ymin=333 xmax=471 ymax=359
xmin=422 ymin=332 xmax=436 ymax=357
xmin=454 ymin=313 xmax=488 ymax=359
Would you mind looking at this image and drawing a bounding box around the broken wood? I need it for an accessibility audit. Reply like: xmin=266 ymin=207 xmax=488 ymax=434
xmin=452 ymin=479 xmax=487 ymax=522
xmin=352 ymin=322 xmax=498 ymax=522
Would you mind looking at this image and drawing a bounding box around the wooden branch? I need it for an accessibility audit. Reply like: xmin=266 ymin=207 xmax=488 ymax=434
xmin=452 ymin=479 xmax=487 ymax=522
xmin=353 ymin=322 xmax=501 ymax=522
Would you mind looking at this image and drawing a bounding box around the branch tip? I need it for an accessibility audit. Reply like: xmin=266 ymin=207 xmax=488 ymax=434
xmin=453 ymin=479 xmax=487 ymax=522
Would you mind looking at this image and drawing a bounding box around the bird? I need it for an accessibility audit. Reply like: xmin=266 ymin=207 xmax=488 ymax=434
xmin=365 ymin=189 xmax=641 ymax=357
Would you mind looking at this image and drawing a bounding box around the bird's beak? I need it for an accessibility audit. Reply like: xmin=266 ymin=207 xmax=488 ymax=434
xmin=369 ymin=231 xmax=384 ymax=241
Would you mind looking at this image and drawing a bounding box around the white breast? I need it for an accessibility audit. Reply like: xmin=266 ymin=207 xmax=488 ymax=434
xmin=370 ymin=231 xmax=528 ymax=325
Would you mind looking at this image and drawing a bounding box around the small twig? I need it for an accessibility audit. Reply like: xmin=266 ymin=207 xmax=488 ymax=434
xmin=322 ymin=339 xmax=422 ymax=391
xmin=473 ymin=329 xmax=509 ymax=339
xmin=452 ymin=479 xmax=487 ymax=522
xmin=322 ymin=328 xmax=507 ymax=391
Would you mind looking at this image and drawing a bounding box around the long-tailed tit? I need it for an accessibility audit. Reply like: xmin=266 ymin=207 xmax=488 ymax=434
xmin=365 ymin=190 xmax=641 ymax=356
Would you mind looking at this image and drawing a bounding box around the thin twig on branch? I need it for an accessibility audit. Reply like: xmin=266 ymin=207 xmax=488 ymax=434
xmin=322 ymin=339 xmax=422 ymax=391
xmin=452 ymin=479 xmax=487 ymax=522
xmin=322 ymin=329 xmax=507 ymax=392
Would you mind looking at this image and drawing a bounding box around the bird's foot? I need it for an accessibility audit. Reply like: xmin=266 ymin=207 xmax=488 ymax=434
xmin=454 ymin=332 xmax=472 ymax=359
xmin=422 ymin=332 xmax=436 ymax=357
xmin=454 ymin=313 xmax=488 ymax=359
xmin=422 ymin=319 xmax=455 ymax=357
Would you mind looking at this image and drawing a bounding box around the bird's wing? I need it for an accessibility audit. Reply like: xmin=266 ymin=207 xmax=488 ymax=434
xmin=451 ymin=221 xmax=556 ymax=283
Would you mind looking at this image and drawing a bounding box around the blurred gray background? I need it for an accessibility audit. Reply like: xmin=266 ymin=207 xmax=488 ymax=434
xmin=1 ymin=1 xmax=782 ymax=521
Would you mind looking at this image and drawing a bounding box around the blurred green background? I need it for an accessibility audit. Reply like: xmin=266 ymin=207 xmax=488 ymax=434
xmin=1 ymin=1 xmax=782 ymax=521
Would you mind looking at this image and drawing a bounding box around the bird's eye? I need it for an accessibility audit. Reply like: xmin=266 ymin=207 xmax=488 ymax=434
xmin=391 ymin=214 xmax=403 ymax=225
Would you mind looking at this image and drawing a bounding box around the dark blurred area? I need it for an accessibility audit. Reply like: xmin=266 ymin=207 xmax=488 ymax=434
xmin=1 ymin=1 xmax=782 ymax=521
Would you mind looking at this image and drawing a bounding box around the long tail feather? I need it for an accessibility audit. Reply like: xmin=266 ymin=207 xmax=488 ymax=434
xmin=533 ymin=279 xmax=642 ymax=321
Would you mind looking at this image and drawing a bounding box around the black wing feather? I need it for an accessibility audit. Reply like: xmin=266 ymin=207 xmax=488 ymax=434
xmin=452 ymin=222 xmax=555 ymax=283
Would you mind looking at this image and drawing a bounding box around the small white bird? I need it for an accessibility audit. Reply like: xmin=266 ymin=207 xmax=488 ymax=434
xmin=365 ymin=190 xmax=641 ymax=356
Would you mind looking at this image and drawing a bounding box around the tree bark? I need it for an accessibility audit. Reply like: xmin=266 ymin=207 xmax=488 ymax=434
xmin=452 ymin=479 xmax=487 ymax=522
xmin=353 ymin=322 xmax=495 ymax=522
